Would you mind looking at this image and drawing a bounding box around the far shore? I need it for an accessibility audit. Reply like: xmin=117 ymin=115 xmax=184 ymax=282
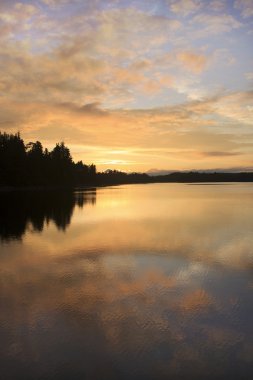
xmin=1 ymin=175 xmax=253 ymax=193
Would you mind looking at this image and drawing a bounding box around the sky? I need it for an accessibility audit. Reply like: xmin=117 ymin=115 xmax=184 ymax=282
xmin=0 ymin=0 xmax=252 ymax=172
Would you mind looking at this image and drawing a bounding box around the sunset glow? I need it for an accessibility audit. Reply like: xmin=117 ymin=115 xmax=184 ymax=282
xmin=0 ymin=0 xmax=252 ymax=172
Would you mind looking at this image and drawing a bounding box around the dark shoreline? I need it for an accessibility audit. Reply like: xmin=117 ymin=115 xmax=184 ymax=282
xmin=1 ymin=133 xmax=253 ymax=191
xmin=1 ymin=175 xmax=253 ymax=192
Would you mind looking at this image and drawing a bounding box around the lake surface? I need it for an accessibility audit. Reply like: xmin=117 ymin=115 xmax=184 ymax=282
xmin=0 ymin=183 xmax=253 ymax=379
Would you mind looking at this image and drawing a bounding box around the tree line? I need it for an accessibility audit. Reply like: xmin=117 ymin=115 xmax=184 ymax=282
xmin=0 ymin=132 xmax=96 ymax=187
xmin=1 ymin=131 xmax=253 ymax=188
xmin=97 ymin=169 xmax=253 ymax=185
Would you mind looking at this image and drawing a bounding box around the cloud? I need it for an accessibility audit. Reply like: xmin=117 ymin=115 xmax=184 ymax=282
xmin=234 ymin=0 xmax=253 ymax=18
xmin=168 ymin=0 xmax=202 ymax=16
xmin=200 ymin=151 xmax=242 ymax=158
xmin=0 ymin=39 xmax=107 ymax=104
xmin=156 ymin=49 xmax=209 ymax=72
xmin=78 ymin=102 xmax=108 ymax=116
xmin=52 ymin=101 xmax=109 ymax=117
xmin=0 ymin=1 xmax=39 ymax=39
xmin=41 ymin=0 xmax=68 ymax=5
xmin=176 ymin=51 xmax=208 ymax=74
xmin=245 ymin=72 xmax=253 ymax=81
xmin=0 ymin=7 xmax=183 ymax=106
xmin=213 ymin=91 xmax=253 ymax=124
xmin=209 ymin=0 xmax=226 ymax=12
xmin=191 ymin=13 xmax=242 ymax=36
xmin=199 ymin=151 xmax=241 ymax=157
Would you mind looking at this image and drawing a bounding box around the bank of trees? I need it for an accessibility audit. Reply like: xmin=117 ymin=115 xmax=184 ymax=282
xmin=96 ymin=169 xmax=253 ymax=185
xmin=1 ymin=132 xmax=252 ymax=188
xmin=97 ymin=169 xmax=150 ymax=185
xmin=0 ymin=132 xmax=96 ymax=186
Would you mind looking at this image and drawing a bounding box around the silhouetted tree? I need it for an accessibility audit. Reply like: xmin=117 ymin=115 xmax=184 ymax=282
xmin=0 ymin=132 xmax=26 ymax=185
xmin=49 ymin=142 xmax=74 ymax=185
xmin=26 ymin=141 xmax=45 ymax=185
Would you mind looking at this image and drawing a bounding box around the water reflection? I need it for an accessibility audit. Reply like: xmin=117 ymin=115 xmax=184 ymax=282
xmin=0 ymin=189 xmax=96 ymax=241
xmin=0 ymin=184 xmax=253 ymax=379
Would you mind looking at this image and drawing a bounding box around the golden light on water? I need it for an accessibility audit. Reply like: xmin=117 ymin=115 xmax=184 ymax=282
xmin=1 ymin=184 xmax=253 ymax=379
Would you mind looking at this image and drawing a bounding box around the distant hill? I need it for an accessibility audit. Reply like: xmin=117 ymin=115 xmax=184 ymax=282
xmin=147 ymin=167 xmax=253 ymax=176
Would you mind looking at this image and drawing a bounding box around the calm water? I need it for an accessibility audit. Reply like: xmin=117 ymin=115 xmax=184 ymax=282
xmin=0 ymin=183 xmax=253 ymax=380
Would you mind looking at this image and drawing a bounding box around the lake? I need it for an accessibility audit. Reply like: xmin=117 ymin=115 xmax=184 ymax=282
xmin=0 ymin=183 xmax=253 ymax=379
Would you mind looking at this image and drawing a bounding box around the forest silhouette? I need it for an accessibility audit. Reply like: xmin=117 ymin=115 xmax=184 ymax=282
xmin=0 ymin=132 xmax=96 ymax=187
xmin=0 ymin=132 xmax=253 ymax=188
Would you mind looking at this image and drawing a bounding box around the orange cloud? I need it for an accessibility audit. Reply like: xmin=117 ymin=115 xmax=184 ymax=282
xmin=177 ymin=51 xmax=208 ymax=74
